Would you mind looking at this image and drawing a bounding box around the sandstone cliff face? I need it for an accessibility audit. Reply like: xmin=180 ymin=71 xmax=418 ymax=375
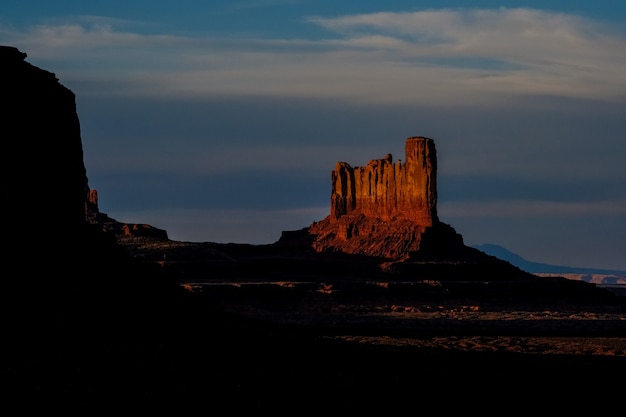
xmin=331 ymin=137 xmax=438 ymax=226
xmin=309 ymin=137 xmax=462 ymax=259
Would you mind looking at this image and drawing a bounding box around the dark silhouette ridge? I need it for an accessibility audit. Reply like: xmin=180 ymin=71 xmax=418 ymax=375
xmin=3 ymin=45 xmax=625 ymax=411
xmin=474 ymin=243 xmax=626 ymax=276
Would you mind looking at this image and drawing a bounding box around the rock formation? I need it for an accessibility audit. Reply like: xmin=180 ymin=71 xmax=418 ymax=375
xmin=86 ymin=187 xmax=169 ymax=239
xmin=309 ymin=137 xmax=463 ymax=259
xmin=330 ymin=137 xmax=438 ymax=225
xmin=1 ymin=45 xmax=89 ymax=235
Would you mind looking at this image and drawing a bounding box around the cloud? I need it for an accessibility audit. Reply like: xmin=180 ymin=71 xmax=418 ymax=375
xmin=439 ymin=198 xmax=626 ymax=219
xmin=3 ymin=20 xmax=153 ymax=52
xmin=306 ymin=8 xmax=626 ymax=100
xmin=3 ymin=8 xmax=625 ymax=105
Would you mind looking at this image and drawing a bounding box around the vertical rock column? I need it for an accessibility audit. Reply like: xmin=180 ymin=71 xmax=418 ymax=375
xmin=329 ymin=136 xmax=438 ymax=226
xmin=330 ymin=162 xmax=356 ymax=221
xmin=401 ymin=136 xmax=438 ymax=226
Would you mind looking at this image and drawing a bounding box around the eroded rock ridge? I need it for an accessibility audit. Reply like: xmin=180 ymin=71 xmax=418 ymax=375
xmin=330 ymin=137 xmax=438 ymax=225
xmin=309 ymin=137 xmax=463 ymax=259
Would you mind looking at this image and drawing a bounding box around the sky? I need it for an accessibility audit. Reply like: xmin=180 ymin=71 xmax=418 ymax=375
xmin=2 ymin=1 xmax=625 ymax=271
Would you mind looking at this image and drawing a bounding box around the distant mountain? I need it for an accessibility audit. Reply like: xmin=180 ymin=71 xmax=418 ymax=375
xmin=472 ymin=243 xmax=626 ymax=276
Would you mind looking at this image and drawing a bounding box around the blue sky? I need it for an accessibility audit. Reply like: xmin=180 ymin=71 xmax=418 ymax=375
xmin=2 ymin=1 xmax=625 ymax=270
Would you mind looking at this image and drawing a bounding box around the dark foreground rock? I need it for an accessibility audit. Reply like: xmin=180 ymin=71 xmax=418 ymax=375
xmin=5 ymin=288 xmax=626 ymax=413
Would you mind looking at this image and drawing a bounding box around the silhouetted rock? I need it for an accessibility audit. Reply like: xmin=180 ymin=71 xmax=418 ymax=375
xmin=0 ymin=45 xmax=180 ymax=318
xmin=1 ymin=45 xmax=88 ymax=238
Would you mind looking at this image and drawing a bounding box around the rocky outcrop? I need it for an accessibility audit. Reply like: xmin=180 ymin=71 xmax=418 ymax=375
xmin=86 ymin=189 xmax=99 ymax=214
xmin=308 ymin=137 xmax=463 ymax=259
xmin=85 ymin=187 xmax=169 ymax=239
xmin=330 ymin=137 xmax=438 ymax=226
xmin=120 ymin=223 xmax=167 ymax=238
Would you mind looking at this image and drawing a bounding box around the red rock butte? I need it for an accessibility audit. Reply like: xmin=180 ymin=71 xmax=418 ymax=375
xmin=309 ymin=136 xmax=462 ymax=259
xmin=330 ymin=136 xmax=438 ymax=226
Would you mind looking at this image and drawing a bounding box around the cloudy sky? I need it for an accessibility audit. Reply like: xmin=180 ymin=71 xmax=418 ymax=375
xmin=2 ymin=1 xmax=625 ymax=270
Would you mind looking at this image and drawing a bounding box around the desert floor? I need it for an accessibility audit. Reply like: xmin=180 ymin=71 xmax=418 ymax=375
xmin=190 ymin=281 xmax=626 ymax=356
xmin=9 ymin=288 xmax=626 ymax=413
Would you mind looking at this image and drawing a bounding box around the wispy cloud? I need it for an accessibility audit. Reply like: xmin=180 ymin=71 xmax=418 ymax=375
xmin=228 ymin=0 xmax=307 ymax=10
xmin=440 ymin=198 xmax=626 ymax=218
xmin=2 ymin=17 xmax=163 ymax=51
xmin=3 ymin=8 xmax=625 ymax=105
